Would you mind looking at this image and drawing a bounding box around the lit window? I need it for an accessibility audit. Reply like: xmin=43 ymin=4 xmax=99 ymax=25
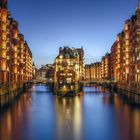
xmin=60 ymin=55 xmax=63 ymax=59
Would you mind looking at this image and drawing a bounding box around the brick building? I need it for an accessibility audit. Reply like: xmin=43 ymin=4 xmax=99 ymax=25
xmin=0 ymin=0 xmax=33 ymax=94
xmin=85 ymin=62 xmax=101 ymax=80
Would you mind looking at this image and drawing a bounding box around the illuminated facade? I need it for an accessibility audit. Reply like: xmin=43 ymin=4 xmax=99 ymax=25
xmin=36 ymin=64 xmax=54 ymax=81
xmin=84 ymin=1 xmax=140 ymax=97
xmin=110 ymin=41 xmax=117 ymax=81
xmin=115 ymin=1 xmax=140 ymax=94
xmin=85 ymin=64 xmax=91 ymax=80
xmin=85 ymin=62 xmax=101 ymax=80
xmin=97 ymin=0 xmax=140 ymax=95
xmin=0 ymin=0 xmax=33 ymax=94
xmin=76 ymin=48 xmax=85 ymax=80
xmin=0 ymin=0 xmax=8 ymax=85
xmin=54 ymin=47 xmax=84 ymax=94
xmin=101 ymin=53 xmax=111 ymax=80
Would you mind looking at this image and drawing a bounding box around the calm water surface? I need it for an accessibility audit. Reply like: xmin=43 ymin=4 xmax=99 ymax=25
xmin=0 ymin=85 xmax=140 ymax=140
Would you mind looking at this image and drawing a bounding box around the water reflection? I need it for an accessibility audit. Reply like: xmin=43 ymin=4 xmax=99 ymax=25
xmin=0 ymin=85 xmax=140 ymax=140
xmin=54 ymin=96 xmax=83 ymax=140
xmin=0 ymin=91 xmax=32 ymax=140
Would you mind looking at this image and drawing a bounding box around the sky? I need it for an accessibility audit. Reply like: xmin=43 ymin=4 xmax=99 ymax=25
xmin=8 ymin=0 xmax=138 ymax=67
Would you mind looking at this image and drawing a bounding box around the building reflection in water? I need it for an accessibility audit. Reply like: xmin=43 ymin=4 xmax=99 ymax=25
xmin=101 ymin=85 xmax=140 ymax=140
xmin=0 ymin=85 xmax=140 ymax=140
xmin=54 ymin=95 xmax=83 ymax=140
xmin=0 ymin=90 xmax=32 ymax=140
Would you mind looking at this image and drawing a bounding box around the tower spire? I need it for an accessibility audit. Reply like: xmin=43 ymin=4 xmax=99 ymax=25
xmin=0 ymin=0 xmax=7 ymax=9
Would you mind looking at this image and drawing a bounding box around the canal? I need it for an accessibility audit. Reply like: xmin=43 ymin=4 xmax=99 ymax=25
xmin=0 ymin=85 xmax=140 ymax=140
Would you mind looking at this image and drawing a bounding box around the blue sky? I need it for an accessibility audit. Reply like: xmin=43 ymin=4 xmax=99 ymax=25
xmin=9 ymin=0 xmax=138 ymax=67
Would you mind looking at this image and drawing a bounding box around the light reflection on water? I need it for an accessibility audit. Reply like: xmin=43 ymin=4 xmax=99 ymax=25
xmin=54 ymin=95 xmax=83 ymax=140
xmin=0 ymin=85 xmax=140 ymax=140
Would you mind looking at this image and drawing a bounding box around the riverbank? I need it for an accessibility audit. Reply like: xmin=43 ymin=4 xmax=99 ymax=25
xmin=0 ymin=84 xmax=32 ymax=109
xmin=82 ymin=81 xmax=140 ymax=104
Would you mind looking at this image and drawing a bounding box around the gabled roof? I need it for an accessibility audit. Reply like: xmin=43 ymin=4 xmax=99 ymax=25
xmin=56 ymin=46 xmax=79 ymax=59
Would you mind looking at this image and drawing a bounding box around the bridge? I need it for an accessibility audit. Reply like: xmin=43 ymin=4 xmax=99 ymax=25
xmin=24 ymin=79 xmax=53 ymax=86
xmin=25 ymin=79 xmax=117 ymax=86
xmin=80 ymin=80 xmax=117 ymax=85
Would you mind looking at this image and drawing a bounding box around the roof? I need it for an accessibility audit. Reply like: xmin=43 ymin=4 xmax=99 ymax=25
xmin=56 ymin=46 xmax=79 ymax=59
